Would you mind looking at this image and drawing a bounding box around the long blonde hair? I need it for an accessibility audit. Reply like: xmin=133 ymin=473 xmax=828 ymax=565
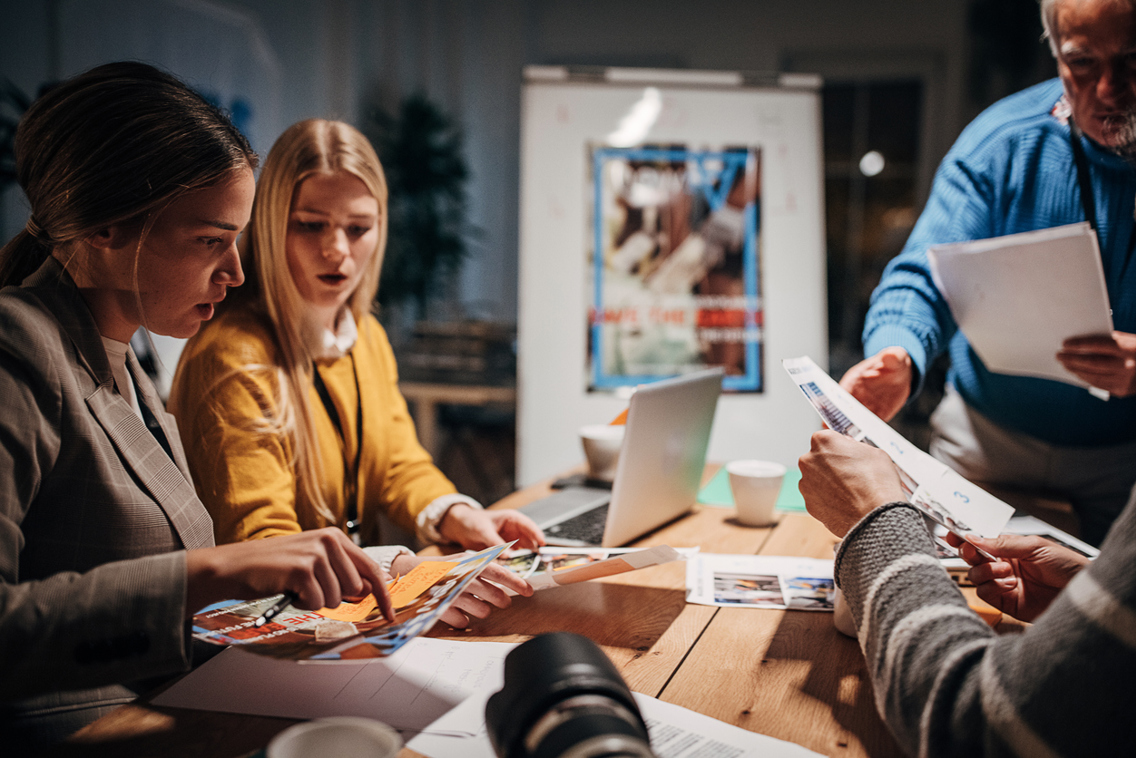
xmin=230 ymin=119 xmax=389 ymax=522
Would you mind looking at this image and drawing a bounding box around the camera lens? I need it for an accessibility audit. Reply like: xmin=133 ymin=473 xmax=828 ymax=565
xmin=485 ymin=632 xmax=656 ymax=758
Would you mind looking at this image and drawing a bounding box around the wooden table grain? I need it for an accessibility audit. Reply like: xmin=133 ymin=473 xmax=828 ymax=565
xmin=61 ymin=468 xmax=973 ymax=758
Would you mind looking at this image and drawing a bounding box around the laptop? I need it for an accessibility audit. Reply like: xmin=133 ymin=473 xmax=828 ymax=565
xmin=520 ymin=367 xmax=724 ymax=547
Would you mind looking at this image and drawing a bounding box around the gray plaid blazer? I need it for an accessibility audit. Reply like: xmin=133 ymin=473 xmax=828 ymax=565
xmin=0 ymin=257 xmax=215 ymax=745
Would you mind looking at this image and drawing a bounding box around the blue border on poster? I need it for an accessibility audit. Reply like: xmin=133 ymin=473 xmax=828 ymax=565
xmin=590 ymin=147 xmax=762 ymax=392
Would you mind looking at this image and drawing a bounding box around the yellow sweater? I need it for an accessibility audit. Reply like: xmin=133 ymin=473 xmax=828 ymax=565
xmin=168 ymin=308 xmax=456 ymax=545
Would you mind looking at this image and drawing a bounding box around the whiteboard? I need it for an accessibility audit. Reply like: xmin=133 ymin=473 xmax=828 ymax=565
xmin=516 ymin=67 xmax=826 ymax=486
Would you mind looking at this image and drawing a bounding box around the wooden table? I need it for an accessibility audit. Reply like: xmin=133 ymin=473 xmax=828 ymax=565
xmin=62 ymin=468 xmax=1014 ymax=758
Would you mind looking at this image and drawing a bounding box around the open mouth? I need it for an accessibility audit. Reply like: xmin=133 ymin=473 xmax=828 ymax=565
xmin=318 ymin=273 xmax=348 ymax=285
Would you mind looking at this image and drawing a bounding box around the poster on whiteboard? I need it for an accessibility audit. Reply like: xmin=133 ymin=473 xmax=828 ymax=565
xmin=586 ymin=145 xmax=763 ymax=392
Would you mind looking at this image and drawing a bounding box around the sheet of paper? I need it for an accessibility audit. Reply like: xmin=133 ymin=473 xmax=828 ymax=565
xmin=153 ymin=637 xmax=515 ymax=735
xmin=387 ymin=561 xmax=458 ymax=608
xmin=927 ymin=222 xmax=1112 ymax=387
xmin=783 ymin=356 xmax=1014 ymax=539
xmin=316 ymin=595 xmax=378 ymax=623
xmin=526 ymin=544 xmax=682 ymax=590
xmin=407 ymin=690 xmax=825 ymax=758
xmin=685 ymin=554 xmax=835 ymax=611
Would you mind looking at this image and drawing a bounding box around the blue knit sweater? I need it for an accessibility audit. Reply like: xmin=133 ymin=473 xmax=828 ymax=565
xmin=864 ymin=78 xmax=1136 ymax=446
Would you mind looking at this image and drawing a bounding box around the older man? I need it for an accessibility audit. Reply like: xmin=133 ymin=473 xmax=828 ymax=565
xmin=842 ymin=0 xmax=1136 ymax=545
xmin=798 ymin=430 xmax=1135 ymax=757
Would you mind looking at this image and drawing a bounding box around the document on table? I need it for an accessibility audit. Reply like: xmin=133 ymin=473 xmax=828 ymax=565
xmin=685 ymin=554 xmax=834 ymax=611
xmin=407 ymin=690 xmax=825 ymax=758
xmin=927 ymin=222 xmax=1113 ymax=388
xmin=499 ymin=544 xmax=686 ymax=591
xmin=784 ymin=356 xmax=1014 ymax=540
xmin=152 ymin=637 xmax=514 ymax=735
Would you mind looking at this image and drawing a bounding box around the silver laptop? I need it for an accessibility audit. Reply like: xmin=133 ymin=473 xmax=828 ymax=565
xmin=520 ymin=367 xmax=723 ymax=547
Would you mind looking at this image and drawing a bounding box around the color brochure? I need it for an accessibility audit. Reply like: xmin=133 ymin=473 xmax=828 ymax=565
xmin=498 ymin=545 xmax=687 ymax=591
xmin=685 ymin=554 xmax=835 ymax=611
xmin=782 ymin=357 xmax=1014 ymax=542
xmin=192 ymin=543 xmax=510 ymax=661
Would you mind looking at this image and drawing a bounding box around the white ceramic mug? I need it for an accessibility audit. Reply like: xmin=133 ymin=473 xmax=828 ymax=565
xmin=579 ymin=424 xmax=625 ymax=482
xmin=726 ymin=460 xmax=786 ymax=526
xmin=267 ymin=717 xmax=402 ymax=758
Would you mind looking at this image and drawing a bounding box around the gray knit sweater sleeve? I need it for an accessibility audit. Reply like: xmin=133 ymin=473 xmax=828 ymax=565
xmin=835 ymin=499 xmax=1136 ymax=757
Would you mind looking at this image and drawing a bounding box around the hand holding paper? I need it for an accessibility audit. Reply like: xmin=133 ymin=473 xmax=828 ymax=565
xmin=927 ymin=222 xmax=1113 ymax=390
xmin=837 ymin=346 xmax=913 ymax=422
xmin=798 ymin=430 xmax=907 ymax=538
xmin=785 ymin=356 xmax=1014 ymax=548
xmin=944 ymin=531 xmax=1090 ymax=622
xmin=1057 ymin=330 xmax=1136 ymax=397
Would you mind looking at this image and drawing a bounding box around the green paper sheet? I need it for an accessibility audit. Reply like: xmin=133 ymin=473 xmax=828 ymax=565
xmin=697 ymin=466 xmax=806 ymax=513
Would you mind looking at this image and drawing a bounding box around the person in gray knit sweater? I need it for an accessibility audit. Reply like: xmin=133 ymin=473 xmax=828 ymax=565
xmin=799 ymin=430 xmax=1134 ymax=757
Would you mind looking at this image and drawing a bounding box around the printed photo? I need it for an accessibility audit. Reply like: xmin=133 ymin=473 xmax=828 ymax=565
xmin=712 ymin=572 xmax=784 ymax=606
xmin=784 ymin=576 xmax=836 ymax=611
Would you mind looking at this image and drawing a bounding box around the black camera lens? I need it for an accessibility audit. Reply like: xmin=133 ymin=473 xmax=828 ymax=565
xmin=486 ymin=632 xmax=656 ymax=758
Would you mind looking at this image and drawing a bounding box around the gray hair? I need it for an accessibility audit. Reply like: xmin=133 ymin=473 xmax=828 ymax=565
xmin=1040 ymin=0 xmax=1058 ymax=56
xmin=1041 ymin=0 xmax=1136 ymax=57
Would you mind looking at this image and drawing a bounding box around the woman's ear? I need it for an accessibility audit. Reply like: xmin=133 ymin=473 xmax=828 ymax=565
xmin=85 ymin=224 xmax=137 ymax=251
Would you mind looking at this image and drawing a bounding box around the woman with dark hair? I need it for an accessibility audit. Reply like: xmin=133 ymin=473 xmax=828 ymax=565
xmin=0 ymin=63 xmax=511 ymax=749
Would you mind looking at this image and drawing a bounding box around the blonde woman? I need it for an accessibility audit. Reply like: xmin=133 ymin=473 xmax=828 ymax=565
xmin=169 ymin=119 xmax=543 ymax=565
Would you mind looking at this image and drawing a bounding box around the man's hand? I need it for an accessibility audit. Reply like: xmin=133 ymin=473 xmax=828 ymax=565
xmin=390 ymin=553 xmax=534 ymax=629
xmin=945 ymin=532 xmax=1089 ymax=622
xmin=438 ymin=504 xmax=545 ymax=551
xmin=185 ymin=527 xmax=394 ymax=621
xmin=1057 ymin=331 xmax=1136 ymax=396
xmin=798 ymin=430 xmax=907 ymax=538
xmin=838 ymin=347 xmax=913 ymax=422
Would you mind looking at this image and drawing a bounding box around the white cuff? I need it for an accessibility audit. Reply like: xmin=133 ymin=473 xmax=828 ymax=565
xmin=363 ymin=544 xmax=414 ymax=575
xmin=416 ymin=493 xmax=485 ymax=544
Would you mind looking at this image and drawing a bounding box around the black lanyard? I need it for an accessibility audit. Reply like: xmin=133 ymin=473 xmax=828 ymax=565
xmin=1069 ymin=118 xmax=1136 ymax=282
xmin=312 ymin=354 xmax=363 ymax=536
xmin=1069 ymin=118 xmax=1099 ymax=231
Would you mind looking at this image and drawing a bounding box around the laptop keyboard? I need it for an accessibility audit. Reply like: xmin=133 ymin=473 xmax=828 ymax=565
xmin=546 ymin=502 xmax=611 ymax=545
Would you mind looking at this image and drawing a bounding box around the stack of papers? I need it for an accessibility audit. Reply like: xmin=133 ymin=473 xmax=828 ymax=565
xmin=927 ymin=222 xmax=1112 ymax=388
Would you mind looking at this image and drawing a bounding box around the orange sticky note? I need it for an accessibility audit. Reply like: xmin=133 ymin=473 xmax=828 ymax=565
xmin=317 ymin=595 xmax=379 ymax=623
xmin=610 ymin=409 xmax=629 ymax=426
xmin=387 ymin=561 xmax=458 ymax=608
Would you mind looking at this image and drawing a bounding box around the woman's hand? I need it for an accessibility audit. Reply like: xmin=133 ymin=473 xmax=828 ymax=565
xmin=438 ymin=504 xmax=546 ymax=551
xmin=798 ymin=430 xmax=907 ymax=538
xmin=945 ymin=532 xmax=1089 ymax=622
xmin=185 ymin=527 xmax=394 ymax=621
xmin=391 ymin=552 xmax=534 ymax=629
xmin=838 ymin=347 xmax=913 ymax=422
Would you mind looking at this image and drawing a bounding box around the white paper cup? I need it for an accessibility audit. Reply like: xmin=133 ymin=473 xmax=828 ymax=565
xmin=832 ymin=585 xmax=857 ymax=638
xmin=267 ymin=717 xmax=401 ymax=758
xmin=726 ymin=460 xmax=786 ymax=526
xmin=579 ymin=424 xmax=625 ymax=482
